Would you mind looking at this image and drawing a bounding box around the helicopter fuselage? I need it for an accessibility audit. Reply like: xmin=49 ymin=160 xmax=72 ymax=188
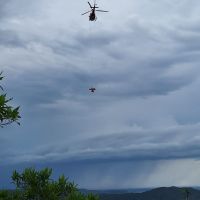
xmin=89 ymin=9 xmax=96 ymax=21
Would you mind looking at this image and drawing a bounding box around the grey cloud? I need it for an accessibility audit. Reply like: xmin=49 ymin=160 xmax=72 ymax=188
xmin=1 ymin=1 xmax=198 ymax=103
xmin=0 ymin=0 xmax=44 ymax=19
xmin=4 ymin=123 xmax=200 ymax=165
xmin=75 ymin=31 xmax=116 ymax=49
xmin=73 ymin=125 xmax=200 ymax=161
xmin=2 ymin=0 xmax=200 ymax=189
xmin=0 ymin=30 xmax=23 ymax=47
xmin=0 ymin=1 xmax=11 ymax=19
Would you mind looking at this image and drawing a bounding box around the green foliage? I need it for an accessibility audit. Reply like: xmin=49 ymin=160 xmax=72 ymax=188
xmin=180 ymin=188 xmax=191 ymax=200
xmin=66 ymin=192 xmax=99 ymax=200
xmin=0 ymin=72 xmax=20 ymax=127
xmin=0 ymin=190 xmax=21 ymax=200
xmin=0 ymin=190 xmax=10 ymax=200
xmin=9 ymin=167 xmax=98 ymax=200
xmin=67 ymin=191 xmax=85 ymax=200
xmin=85 ymin=193 xmax=99 ymax=200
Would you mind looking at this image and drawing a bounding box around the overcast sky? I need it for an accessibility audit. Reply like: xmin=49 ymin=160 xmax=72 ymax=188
xmin=1 ymin=0 xmax=200 ymax=189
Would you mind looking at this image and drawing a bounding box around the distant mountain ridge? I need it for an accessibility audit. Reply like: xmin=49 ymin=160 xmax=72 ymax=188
xmin=95 ymin=186 xmax=200 ymax=200
xmin=80 ymin=188 xmax=151 ymax=195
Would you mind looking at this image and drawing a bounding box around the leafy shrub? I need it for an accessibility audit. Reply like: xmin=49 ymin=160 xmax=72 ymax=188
xmin=2 ymin=167 xmax=99 ymax=200
xmin=0 ymin=72 xmax=20 ymax=127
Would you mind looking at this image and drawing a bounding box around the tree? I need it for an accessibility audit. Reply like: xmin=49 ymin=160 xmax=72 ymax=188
xmin=181 ymin=188 xmax=191 ymax=200
xmin=0 ymin=72 xmax=20 ymax=127
xmin=0 ymin=190 xmax=10 ymax=200
xmin=10 ymin=167 xmax=99 ymax=200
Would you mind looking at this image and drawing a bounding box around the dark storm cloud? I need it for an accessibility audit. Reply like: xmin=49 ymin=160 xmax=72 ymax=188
xmin=1 ymin=0 xmax=198 ymax=103
xmin=2 ymin=0 xmax=200 ymax=189
xmin=5 ymin=22 xmax=197 ymax=108
xmin=6 ymin=68 xmax=92 ymax=108
xmin=41 ymin=18 xmax=200 ymax=99
xmin=80 ymin=128 xmax=200 ymax=161
xmin=7 ymin=65 xmax=192 ymax=111
xmin=2 ymin=6 xmax=200 ymax=164
xmin=4 ymin=122 xmax=200 ymax=165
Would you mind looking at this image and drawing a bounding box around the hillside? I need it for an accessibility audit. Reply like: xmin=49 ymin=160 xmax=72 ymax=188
xmin=99 ymin=187 xmax=200 ymax=200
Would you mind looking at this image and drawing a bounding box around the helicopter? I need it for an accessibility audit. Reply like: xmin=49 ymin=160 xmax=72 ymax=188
xmin=89 ymin=87 xmax=96 ymax=92
xmin=82 ymin=1 xmax=108 ymax=21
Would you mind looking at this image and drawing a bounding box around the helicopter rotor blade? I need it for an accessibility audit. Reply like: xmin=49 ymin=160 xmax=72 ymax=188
xmin=81 ymin=10 xmax=91 ymax=15
xmin=88 ymin=2 xmax=92 ymax=8
xmin=96 ymin=10 xmax=109 ymax=12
